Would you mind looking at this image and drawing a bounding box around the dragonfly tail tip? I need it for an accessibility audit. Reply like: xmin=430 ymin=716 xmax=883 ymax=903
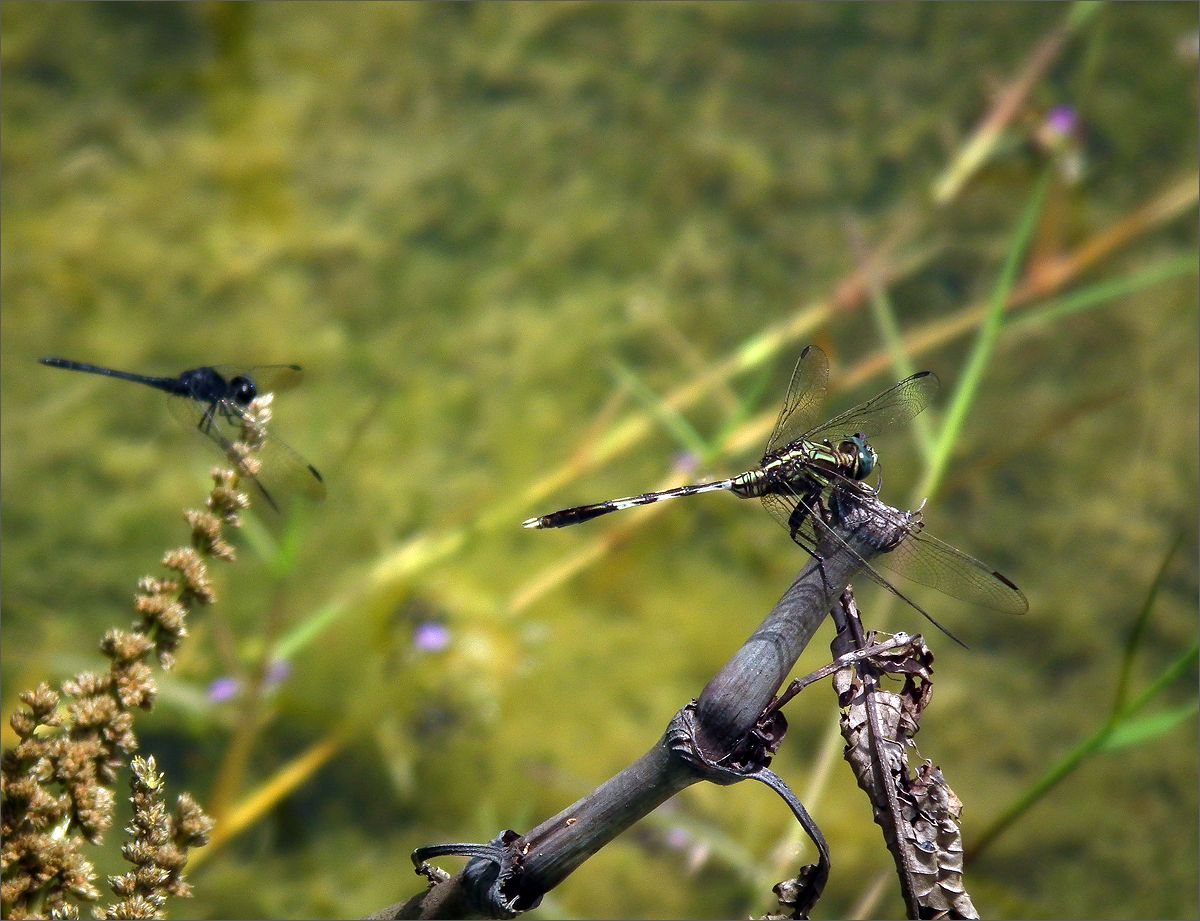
xmin=521 ymin=517 xmax=544 ymax=529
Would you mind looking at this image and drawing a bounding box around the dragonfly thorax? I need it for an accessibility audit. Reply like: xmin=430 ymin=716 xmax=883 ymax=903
xmin=177 ymin=367 xmax=259 ymax=408
xmin=753 ymin=433 xmax=877 ymax=492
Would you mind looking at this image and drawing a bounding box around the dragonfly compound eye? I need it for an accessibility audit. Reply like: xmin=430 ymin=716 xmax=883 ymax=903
xmin=845 ymin=434 xmax=877 ymax=479
xmin=230 ymin=376 xmax=257 ymax=406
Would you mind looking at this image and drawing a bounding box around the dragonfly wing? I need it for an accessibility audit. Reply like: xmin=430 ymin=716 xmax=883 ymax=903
xmin=761 ymin=490 xmax=803 ymax=537
xmin=244 ymin=429 xmax=327 ymax=507
xmin=763 ymin=485 xmax=934 ymax=605
xmin=210 ymin=364 xmax=305 ymax=394
xmin=165 ymin=388 xmax=218 ymax=434
xmin=763 ymin=482 xmax=973 ymax=646
xmin=802 ymin=370 xmax=939 ymax=444
xmin=164 ymin=392 xmax=325 ymax=510
xmin=868 ymin=524 xmax=1028 ymax=614
xmin=765 ymin=346 xmax=830 ymax=456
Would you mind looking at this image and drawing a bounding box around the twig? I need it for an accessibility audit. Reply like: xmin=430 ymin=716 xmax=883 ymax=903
xmin=369 ymin=510 xmax=908 ymax=919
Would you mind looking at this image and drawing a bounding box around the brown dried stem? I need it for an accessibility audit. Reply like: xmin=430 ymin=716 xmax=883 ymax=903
xmin=0 ymin=394 xmax=277 ymax=919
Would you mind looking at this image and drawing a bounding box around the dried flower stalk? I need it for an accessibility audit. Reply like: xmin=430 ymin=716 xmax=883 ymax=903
xmin=2 ymin=395 xmax=274 ymax=919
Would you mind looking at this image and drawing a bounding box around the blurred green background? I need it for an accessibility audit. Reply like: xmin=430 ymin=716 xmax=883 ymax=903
xmin=2 ymin=3 xmax=1197 ymax=918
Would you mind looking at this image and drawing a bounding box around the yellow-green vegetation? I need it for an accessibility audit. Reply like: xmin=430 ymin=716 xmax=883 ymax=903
xmin=2 ymin=3 xmax=1196 ymax=918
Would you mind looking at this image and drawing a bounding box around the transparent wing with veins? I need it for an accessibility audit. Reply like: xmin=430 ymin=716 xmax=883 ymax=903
xmin=762 ymin=477 xmax=1027 ymax=616
xmin=799 ymin=370 xmax=940 ymax=447
xmin=765 ymin=345 xmax=830 ymax=455
xmin=765 ymin=345 xmax=939 ymax=459
xmin=164 ymin=364 xmax=325 ymax=510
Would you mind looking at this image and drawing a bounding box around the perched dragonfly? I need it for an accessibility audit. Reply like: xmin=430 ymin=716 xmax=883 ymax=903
xmin=39 ymin=357 xmax=325 ymax=512
xmin=523 ymin=345 xmax=1027 ymax=633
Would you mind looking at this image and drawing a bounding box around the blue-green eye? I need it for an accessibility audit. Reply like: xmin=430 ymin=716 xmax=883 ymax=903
xmin=849 ymin=434 xmax=876 ymax=478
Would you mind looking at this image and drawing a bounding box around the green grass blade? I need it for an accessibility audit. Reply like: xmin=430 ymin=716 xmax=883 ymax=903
xmin=1111 ymin=532 xmax=1184 ymax=715
xmin=916 ymin=167 xmax=1054 ymax=503
xmin=967 ymin=626 xmax=1198 ymax=862
xmin=1013 ymin=255 xmax=1198 ymax=331
xmin=713 ymin=361 xmax=776 ymax=450
xmin=1100 ymin=700 xmax=1200 ymax=752
xmin=968 ymin=642 xmax=1198 ymax=861
xmin=240 ymin=513 xmax=281 ymax=567
xmin=240 ymin=507 xmax=310 ymax=580
xmin=862 ymin=249 xmax=935 ymax=462
xmin=274 ymin=601 xmax=345 ymax=662
xmin=609 ymin=358 xmax=713 ymax=462
xmin=1118 ymin=641 xmax=1200 ymax=722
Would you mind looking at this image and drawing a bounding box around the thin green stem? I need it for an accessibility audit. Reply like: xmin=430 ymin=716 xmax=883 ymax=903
xmin=609 ymin=359 xmax=713 ymax=462
xmin=1012 ymin=255 xmax=1197 ymax=330
xmin=1111 ymin=532 xmax=1183 ymax=715
xmin=915 ymin=166 xmax=1053 ymax=504
xmin=968 ymin=642 xmax=1197 ymax=862
xmin=967 ymin=532 xmax=1196 ymax=864
xmin=858 ymin=235 xmax=935 ymax=463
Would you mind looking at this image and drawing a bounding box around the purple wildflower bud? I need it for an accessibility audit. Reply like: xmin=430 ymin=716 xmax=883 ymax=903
xmin=664 ymin=826 xmax=693 ymax=850
xmin=673 ymin=451 xmax=701 ymax=476
xmin=1045 ymin=105 xmax=1078 ymax=138
xmin=413 ymin=620 xmax=452 ymax=654
xmin=208 ymin=677 xmax=241 ymax=703
xmin=265 ymin=659 xmax=292 ymax=688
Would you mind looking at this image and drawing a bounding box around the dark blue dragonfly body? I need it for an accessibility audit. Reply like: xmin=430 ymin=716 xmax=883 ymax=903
xmin=39 ymin=357 xmax=325 ymax=511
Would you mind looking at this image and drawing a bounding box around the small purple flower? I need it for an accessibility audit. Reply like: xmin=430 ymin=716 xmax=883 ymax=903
xmin=265 ymin=659 xmax=293 ymax=689
xmin=413 ymin=620 xmax=452 ymax=654
xmin=1045 ymin=105 xmax=1078 ymax=139
xmin=673 ymin=451 xmax=701 ymax=477
xmin=664 ymin=826 xmax=693 ymax=851
xmin=208 ymin=677 xmax=241 ymax=703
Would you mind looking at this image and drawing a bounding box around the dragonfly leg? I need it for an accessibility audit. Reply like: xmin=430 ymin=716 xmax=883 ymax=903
xmin=197 ymin=401 xmax=217 ymax=435
xmin=868 ymin=466 xmax=883 ymax=496
xmin=218 ymin=401 xmax=247 ymax=429
xmin=787 ymin=487 xmax=835 ymax=597
xmin=785 ymin=485 xmax=822 ymax=544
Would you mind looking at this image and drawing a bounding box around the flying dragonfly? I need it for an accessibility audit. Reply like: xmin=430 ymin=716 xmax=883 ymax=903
xmin=39 ymin=357 xmax=325 ymax=512
xmin=523 ymin=345 xmax=1027 ymax=633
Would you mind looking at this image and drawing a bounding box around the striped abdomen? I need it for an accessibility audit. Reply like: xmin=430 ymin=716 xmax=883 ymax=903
xmin=523 ymin=477 xmax=737 ymax=529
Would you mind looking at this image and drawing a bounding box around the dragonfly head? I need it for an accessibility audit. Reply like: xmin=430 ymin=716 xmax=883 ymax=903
xmin=229 ymin=375 xmax=258 ymax=407
xmin=840 ymin=433 xmax=877 ymax=480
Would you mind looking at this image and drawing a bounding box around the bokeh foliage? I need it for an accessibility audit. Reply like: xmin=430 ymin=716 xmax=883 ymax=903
xmin=2 ymin=3 xmax=1196 ymax=918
